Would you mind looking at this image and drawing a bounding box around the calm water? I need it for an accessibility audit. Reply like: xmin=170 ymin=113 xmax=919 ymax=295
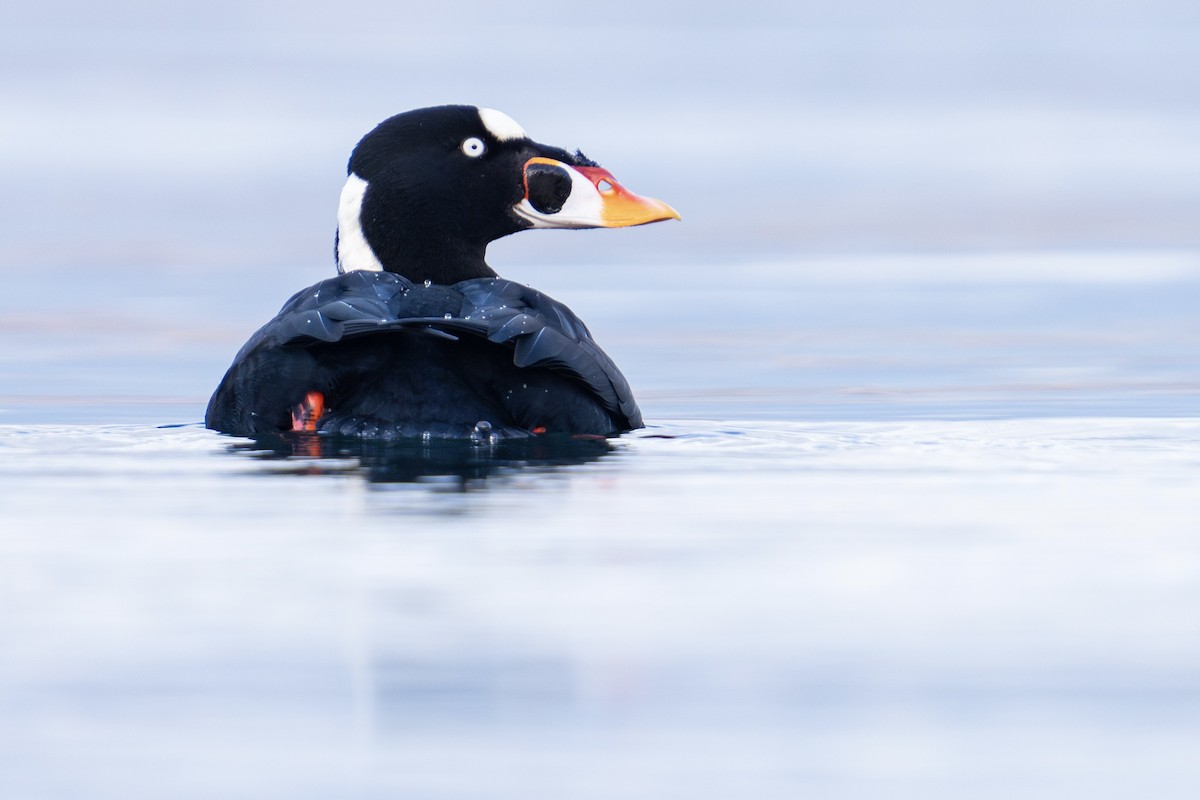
xmin=1 ymin=415 xmax=1199 ymax=798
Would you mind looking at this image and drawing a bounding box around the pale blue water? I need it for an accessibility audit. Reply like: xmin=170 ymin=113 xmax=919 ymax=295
xmin=3 ymin=2 xmax=1200 ymax=797
xmin=1 ymin=415 xmax=1199 ymax=799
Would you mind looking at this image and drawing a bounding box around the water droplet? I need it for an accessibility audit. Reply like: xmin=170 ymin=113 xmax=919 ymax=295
xmin=443 ymin=313 xmax=452 ymax=319
xmin=423 ymin=279 xmax=432 ymax=288
xmin=473 ymin=420 xmax=496 ymax=447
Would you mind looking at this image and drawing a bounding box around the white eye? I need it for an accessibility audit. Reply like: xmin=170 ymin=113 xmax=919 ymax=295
xmin=461 ymin=137 xmax=486 ymax=158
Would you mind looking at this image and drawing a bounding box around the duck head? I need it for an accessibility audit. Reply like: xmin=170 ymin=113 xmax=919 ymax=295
xmin=335 ymin=105 xmax=679 ymax=284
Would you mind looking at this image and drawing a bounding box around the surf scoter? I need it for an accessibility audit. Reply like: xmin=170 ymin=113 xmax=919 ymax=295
xmin=205 ymin=105 xmax=678 ymax=439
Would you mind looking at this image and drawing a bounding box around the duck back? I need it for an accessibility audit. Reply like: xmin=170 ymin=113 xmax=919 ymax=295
xmin=205 ymin=271 xmax=642 ymax=439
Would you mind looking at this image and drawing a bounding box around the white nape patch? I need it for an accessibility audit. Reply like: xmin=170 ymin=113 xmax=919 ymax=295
xmin=478 ymin=108 xmax=527 ymax=142
xmin=513 ymin=164 xmax=605 ymax=229
xmin=336 ymin=173 xmax=383 ymax=273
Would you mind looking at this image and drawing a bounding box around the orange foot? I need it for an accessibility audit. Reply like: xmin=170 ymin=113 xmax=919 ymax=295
xmin=291 ymin=391 xmax=326 ymax=432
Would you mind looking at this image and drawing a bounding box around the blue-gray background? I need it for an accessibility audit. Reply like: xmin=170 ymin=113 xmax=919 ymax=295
xmin=3 ymin=0 xmax=1198 ymax=419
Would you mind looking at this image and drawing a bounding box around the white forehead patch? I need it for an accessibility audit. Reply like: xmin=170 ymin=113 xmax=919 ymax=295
xmin=478 ymin=107 xmax=527 ymax=142
xmin=336 ymin=173 xmax=383 ymax=273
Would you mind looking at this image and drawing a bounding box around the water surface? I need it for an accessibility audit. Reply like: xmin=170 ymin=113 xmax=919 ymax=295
xmin=2 ymin=414 xmax=1198 ymax=798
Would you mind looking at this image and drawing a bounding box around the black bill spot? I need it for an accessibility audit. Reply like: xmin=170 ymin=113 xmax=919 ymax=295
xmin=526 ymin=162 xmax=573 ymax=215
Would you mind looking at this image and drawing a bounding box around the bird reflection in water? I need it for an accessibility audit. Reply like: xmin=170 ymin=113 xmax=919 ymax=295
xmin=228 ymin=431 xmax=615 ymax=486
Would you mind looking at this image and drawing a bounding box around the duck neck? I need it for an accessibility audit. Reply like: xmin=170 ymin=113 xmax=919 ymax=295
xmin=336 ymin=227 xmax=498 ymax=285
xmin=335 ymin=172 xmax=499 ymax=285
xmin=383 ymin=239 xmax=498 ymax=285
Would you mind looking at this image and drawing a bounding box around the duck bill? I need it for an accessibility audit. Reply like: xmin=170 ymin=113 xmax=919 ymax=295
xmin=514 ymin=156 xmax=680 ymax=229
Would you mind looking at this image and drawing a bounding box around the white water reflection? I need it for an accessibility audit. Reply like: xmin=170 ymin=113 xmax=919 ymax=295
xmin=1 ymin=420 xmax=1198 ymax=797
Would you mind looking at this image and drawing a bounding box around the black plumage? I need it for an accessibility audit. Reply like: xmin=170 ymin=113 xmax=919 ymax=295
xmin=206 ymin=271 xmax=641 ymax=438
xmin=205 ymin=105 xmax=676 ymax=440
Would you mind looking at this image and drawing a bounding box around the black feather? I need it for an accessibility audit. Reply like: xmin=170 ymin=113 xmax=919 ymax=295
xmin=206 ymin=272 xmax=641 ymax=439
